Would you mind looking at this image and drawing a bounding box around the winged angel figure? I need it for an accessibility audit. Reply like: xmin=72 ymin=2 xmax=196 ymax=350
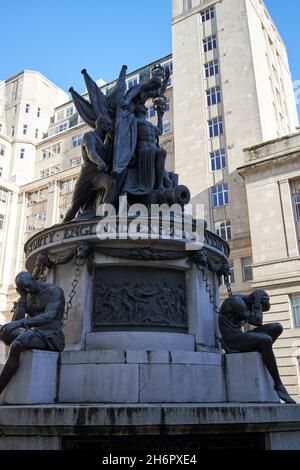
xmin=63 ymin=65 xmax=170 ymax=222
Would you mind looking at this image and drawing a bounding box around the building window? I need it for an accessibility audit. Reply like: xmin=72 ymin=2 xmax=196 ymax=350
xmin=147 ymin=106 xmax=156 ymax=119
xmin=293 ymin=194 xmax=300 ymax=222
xmin=23 ymin=124 xmax=28 ymax=135
xmin=163 ymin=122 xmax=171 ymax=134
xmin=37 ymin=107 xmax=41 ymax=117
xmin=27 ymin=188 xmax=47 ymax=204
xmin=66 ymin=107 xmax=73 ymax=117
xmin=14 ymin=105 xmax=18 ymax=114
xmin=35 ymin=129 xmax=39 ymax=139
xmin=203 ymin=35 xmax=217 ymax=53
xmin=60 ymin=178 xmax=78 ymax=194
xmin=212 ymin=183 xmax=229 ymax=207
xmin=228 ymin=260 xmax=235 ymax=284
xmin=201 ymin=7 xmax=215 ymax=22
xmin=291 ymin=295 xmax=300 ymax=328
xmin=215 ymin=220 xmax=231 ymax=241
xmin=0 ymin=145 xmax=5 ymax=157
xmin=11 ymin=126 xmax=15 ymax=137
xmin=0 ymin=168 xmax=2 ymax=177
xmin=210 ymin=149 xmax=226 ymax=171
xmin=183 ymin=0 xmax=192 ymax=13
xmin=25 ymin=104 xmax=30 ymax=113
xmin=0 ymin=214 xmax=4 ymax=230
xmin=42 ymin=143 xmax=61 ymax=160
xmin=72 ymin=134 xmax=83 ymax=148
xmin=57 ymin=110 xmax=64 ymax=121
xmin=126 ymin=75 xmax=139 ymax=90
xmin=162 ymin=60 xmax=173 ymax=76
xmin=206 ymin=86 xmax=221 ymax=106
xmin=40 ymin=165 xmax=60 ymax=178
xmin=0 ymin=124 xmax=2 ymax=133
xmin=204 ymin=60 xmax=219 ymax=78
xmin=0 ymin=189 xmax=7 ymax=203
xmin=241 ymin=257 xmax=253 ymax=282
xmin=58 ymin=122 xmax=68 ymax=133
xmin=208 ymin=117 xmax=223 ymax=138
xmin=70 ymin=156 xmax=82 ymax=168
xmin=20 ymin=148 xmax=25 ymax=159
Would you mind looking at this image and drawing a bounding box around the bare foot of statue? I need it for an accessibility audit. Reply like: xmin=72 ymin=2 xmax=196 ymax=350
xmin=275 ymin=384 xmax=297 ymax=404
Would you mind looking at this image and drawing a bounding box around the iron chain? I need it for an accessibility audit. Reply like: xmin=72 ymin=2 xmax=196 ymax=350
xmin=224 ymin=274 xmax=233 ymax=297
xmin=63 ymin=263 xmax=81 ymax=325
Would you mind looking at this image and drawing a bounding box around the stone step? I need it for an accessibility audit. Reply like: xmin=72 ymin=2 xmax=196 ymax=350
xmin=60 ymin=349 xmax=223 ymax=366
xmin=85 ymin=331 xmax=195 ymax=351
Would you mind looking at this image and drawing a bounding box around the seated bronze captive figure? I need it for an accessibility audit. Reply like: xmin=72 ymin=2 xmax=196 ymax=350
xmin=0 ymin=272 xmax=65 ymax=395
xmin=219 ymin=289 xmax=296 ymax=404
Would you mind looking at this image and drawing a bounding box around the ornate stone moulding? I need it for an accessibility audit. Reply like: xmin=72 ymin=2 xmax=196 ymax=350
xmin=24 ymin=216 xmax=229 ymax=273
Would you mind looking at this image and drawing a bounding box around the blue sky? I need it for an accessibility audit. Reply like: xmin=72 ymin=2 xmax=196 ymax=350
xmin=1 ymin=0 xmax=300 ymax=112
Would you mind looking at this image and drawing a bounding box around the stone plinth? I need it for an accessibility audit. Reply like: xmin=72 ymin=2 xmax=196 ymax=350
xmin=85 ymin=332 xmax=195 ymax=351
xmin=0 ymin=350 xmax=59 ymax=405
xmin=24 ymin=218 xmax=229 ymax=354
xmin=0 ymin=403 xmax=300 ymax=450
xmin=226 ymin=352 xmax=280 ymax=403
xmin=59 ymin=350 xmax=226 ymax=404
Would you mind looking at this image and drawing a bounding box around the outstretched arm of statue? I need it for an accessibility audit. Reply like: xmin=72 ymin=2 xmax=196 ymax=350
xmin=83 ymin=134 xmax=108 ymax=172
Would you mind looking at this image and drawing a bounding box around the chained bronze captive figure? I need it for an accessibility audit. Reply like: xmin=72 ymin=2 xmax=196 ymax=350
xmin=0 ymin=272 xmax=65 ymax=395
xmin=219 ymin=289 xmax=296 ymax=404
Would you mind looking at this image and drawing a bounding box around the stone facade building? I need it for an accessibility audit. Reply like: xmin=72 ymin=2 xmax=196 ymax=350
xmin=239 ymin=133 xmax=300 ymax=400
xmin=0 ymin=0 xmax=299 ymax=398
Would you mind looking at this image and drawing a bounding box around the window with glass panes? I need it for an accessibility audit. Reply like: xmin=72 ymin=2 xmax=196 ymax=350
xmin=126 ymin=75 xmax=139 ymax=90
xmin=0 ymin=189 xmax=7 ymax=203
xmin=58 ymin=122 xmax=68 ymax=133
xmin=147 ymin=106 xmax=156 ymax=119
xmin=201 ymin=7 xmax=215 ymax=22
xmin=203 ymin=35 xmax=217 ymax=53
xmin=210 ymin=149 xmax=226 ymax=171
xmin=293 ymin=194 xmax=300 ymax=222
xmin=183 ymin=0 xmax=192 ymax=12
xmin=72 ymin=134 xmax=83 ymax=148
xmin=208 ymin=117 xmax=223 ymax=138
xmin=204 ymin=60 xmax=219 ymax=78
xmin=0 ymin=145 xmax=5 ymax=157
xmin=212 ymin=184 xmax=229 ymax=207
xmin=70 ymin=156 xmax=82 ymax=167
xmin=0 ymin=214 xmax=4 ymax=230
xmin=42 ymin=143 xmax=61 ymax=160
xmin=241 ymin=257 xmax=253 ymax=282
xmin=291 ymin=296 xmax=300 ymax=328
xmin=206 ymin=86 xmax=221 ymax=106
xmin=66 ymin=107 xmax=73 ymax=117
xmin=215 ymin=220 xmax=231 ymax=241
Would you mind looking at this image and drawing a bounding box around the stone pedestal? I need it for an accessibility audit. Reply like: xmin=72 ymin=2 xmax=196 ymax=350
xmin=0 ymin=403 xmax=300 ymax=450
xmin=20 ymin=218 xmax=231 ymax=405
xmin=59 ymin=350 xmax=226 ymax=404
xmin=17 ymin=219 xmax=288 ymax=406
xmin=225 ymin=352 xmax=280 ymax=403
xmin=0 ymin=350 xmax=59 ymax=405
